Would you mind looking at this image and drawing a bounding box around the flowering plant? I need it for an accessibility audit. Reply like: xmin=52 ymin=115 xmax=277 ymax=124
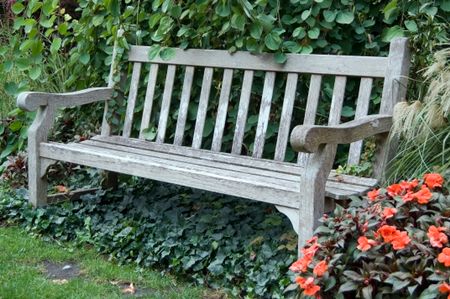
xmin=289 ymin=173 xmax=450 ymax=298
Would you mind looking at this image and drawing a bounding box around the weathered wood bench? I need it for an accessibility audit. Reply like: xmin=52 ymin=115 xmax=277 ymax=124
xmin=17 ymin=38 xmax=410 ymax=250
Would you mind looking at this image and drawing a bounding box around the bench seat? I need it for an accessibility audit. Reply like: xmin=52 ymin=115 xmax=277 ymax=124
xmin=40 ymin=136 xmax=377 ymax=208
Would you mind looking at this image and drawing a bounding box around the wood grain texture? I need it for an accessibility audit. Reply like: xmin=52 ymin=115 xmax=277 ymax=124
xmin=139 ymin=63 xmax=159 ymax=139
xmin=174 ymin=66 xmax=195 ymax=145
xmin=211 ymin=69 xmax=233 ymax=151
xmin=374 ymin=38 xmax=411 ymax=181
xmin=290 ymin=115 xmax=392 ymax=153
xmin=274 ymin=73 xmax=298 ymax=161
xmin=122 ymin=62 xmax=142 ymax=138
xmin=231 ymin=70 xmax=254 ymax=155
xmin=129 ymin=46 xmax=388 ymax=77
xmin=17 ymin=87 xmax=113 ymax=111
xmin=298 ymin=74 xmax=322 ymax=166
xmin=156 ymin=65 xmax=176 ymax=143
xmin=253 ymin=72 xmax=275 ymax=158
xmin=192 ymin=67 xmax=213 ymax=149
xmin=347 ymin=77 xmax=373 ymax=165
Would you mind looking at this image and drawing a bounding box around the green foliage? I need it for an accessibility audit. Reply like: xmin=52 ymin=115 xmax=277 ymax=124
xmin=289 ymin=173 xmax=450 ymax=298
xmin=0 ymin=180 xmax=298 ymax=298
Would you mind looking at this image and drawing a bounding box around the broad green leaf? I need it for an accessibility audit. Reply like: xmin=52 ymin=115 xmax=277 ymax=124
xmin=301 ymin=9 xmax=311 ymax=20
xmin=58 ymin=23 xmax=68 ymax=35
xmin=404 ymin=20 xmax=418 ymax=32
xmin=160 ymin=48 xmax=176 ymax=61
xmin=231 ymin=14 xmax=246 ymax=31
xmin=148 ymin=45 xmax=161 ymax=60
xmin=264 ymin=32 xmax=282 ymax=50
xmin=292 ymin=27 xmax=306 ymax=39
xmin=250 ymin=23 xmax=263 ymax=39
xmin=215 ymin=2 xmax=230 ymax=17
xmin=341 ymin=106 xmax=355 ymax=117
xmin=39 ymin=16 xmax=56 ymax=28
xmin=274 ymin=52 xmax=287 ymax=64
xmin=92 ymin=15 xmax=104 ymax=27
xmin=308 ymin=27 xmax=320 ymax=39
xmin=29 ymin=66 xmax=41 ymax=80
xmin=50 ymin=38 xmax=62 ymax=54
xmin=11 ymin=2 xmax=25 ymax=14
xmin=80 ymin=53 xmax=90 ymax=65
xmin=8 ymin=120 xmax=23 ymax=132
xmin=383 ymin=0 xmax=398 ymax=20
xmin=381 ymin=25 xmax=405 ymax=42
xmin=336 ymin=11 xmax=354 ymax=24
xmin=323 ymin=10 xmax=337 ymax=22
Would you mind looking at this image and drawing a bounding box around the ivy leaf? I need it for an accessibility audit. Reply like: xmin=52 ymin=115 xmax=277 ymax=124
xmin=336 ymin=11 xmax=354 ymax=24
xmin=80 ymin=53 xmax=90 ymax=65
xmin=323 ymin=10 xmax=337 ymax=22
xmin=142 ymin=127 xmax=157 ymax=141
xmin=11 ymin=2 xmax=25 ymax=14
xmin=148 ymin=45 xmax=161 ymax=60
xmin=383 ymin=0 xmax=398 ymax=20
xmin=292 ymin=27 xmax=306 ymax=39
xmin=381 ymin=25 xmax=405 ymax=42
xmin=160 ymin=48 xmax=176 ymax=61
xmin=231 ymin=14 xmax=246 ymax=31
xmin=29 ymin=66 xmax=41 ymax=80
xmin=50 ymin=38 xmax=62 ymax=55
xmin=264 ymin=32 xmax=282 ymax=51
xmin=404 ymin=20 xmax=418 ymax=32
xmin=215 ymin=2 xmax=230 ymax=17
xmin=250 ymin=23 xmax=263 ymax=39
xmin=274 ymin=52 xmax=287 ymax=64
xmin=308 ymin=27 xmax=320 ymax=39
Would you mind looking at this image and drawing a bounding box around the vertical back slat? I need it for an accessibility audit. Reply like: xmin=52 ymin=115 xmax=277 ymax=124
xmin=122 ymin=62 xmax=142 ymax=138
xmin=192 ymin=67 xmax=214 ymax=149
xmin=274 ymin=73 xmax=298 ymax=161
xmin=173 ymin=66 xmax=195 ymax=145
xmin=156 ymin=65 xmax=176 ymax=143
xmin=139 ymin=64 xmax=159 ymax=139
xmin=328 ymin=76 xmax=347 ymax=125
xmin=298 ymin=75 xmax=322 ymax=166
xmin=211 ymin=69 xmax=234 ymax=151
xmin=347 ymin=77 xmax=373 ymax=165
xmin=252 ymin=71 xmax=276 ymax=158
xmin=231 ymin=70 xmax=254 ymax=155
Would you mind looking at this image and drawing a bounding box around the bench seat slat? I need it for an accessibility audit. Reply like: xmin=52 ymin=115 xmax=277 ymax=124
xmin=129 ymin=46 xmax=388 ymax=78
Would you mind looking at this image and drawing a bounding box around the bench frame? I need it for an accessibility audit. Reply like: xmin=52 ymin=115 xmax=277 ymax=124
xmin=18 ymin=38 xmax=410 ymax=252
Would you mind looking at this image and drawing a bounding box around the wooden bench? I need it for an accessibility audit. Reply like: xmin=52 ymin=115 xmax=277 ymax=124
xmin=17 ymin=38 xmax=410 ymax=250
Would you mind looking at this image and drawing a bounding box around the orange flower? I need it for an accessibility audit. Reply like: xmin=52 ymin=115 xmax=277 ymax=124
xmin=439 ymin=283 xmax=450 ymax=297
xmin=313 ymin=260 xmax=328 ymax=277
xmin=357 ymin=236 xmax=377 ymax=251
xmin=424 ymin=173 xmax=444 ymax=189
xmin=290 ymin=257 xmax=312 ymax=273
xmin=297 ymin=277 xmax=321 ymax=296
xmin=382 ymin=207 xmax=397 ymax=219
xmin=402 ymin=191 xmax=415 ymax=203
xmin=400 ymin=179 xmax=418 ymax=191
xmin=391 ymin=231 xmax=411 ymax=250
xmin=413 ymin=186 xmax=433 ymax=204
xmin=428 ymin=225 xmax=448 ymax=248
xmin=367 ymin=189 xmax=380 ymax=201
xmin=302 ymin=243 xmax=320 ymax=260
xmin=438 ymin=248 xmax=450 ymax=267
xmin=306 ymin=236 xmax=318 ymax=244
xmin=387 ymin=184 xmax=403 ymax=197
xmin=377 ymin=225 xmax=398 ymax=243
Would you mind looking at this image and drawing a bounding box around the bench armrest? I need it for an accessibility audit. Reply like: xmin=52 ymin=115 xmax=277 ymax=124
xmin=17 ymin=87 xmax=113 ymax=112
xmin=290 ymin=114 xmax=392 ymax=153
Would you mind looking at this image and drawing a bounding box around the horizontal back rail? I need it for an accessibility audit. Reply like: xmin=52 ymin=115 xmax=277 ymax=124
xmin=129 ymin=46 xmax=388 ymax=78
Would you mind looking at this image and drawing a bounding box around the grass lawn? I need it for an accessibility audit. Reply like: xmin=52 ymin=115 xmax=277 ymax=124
xmin=0 ymin=226 xmax=221 ymax=299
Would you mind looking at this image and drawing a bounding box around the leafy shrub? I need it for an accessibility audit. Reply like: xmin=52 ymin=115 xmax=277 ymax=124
xmin=289 ymin=172 xmax=450 ymax=298
xmin=0 ymin=180 xmax=297 ymax=298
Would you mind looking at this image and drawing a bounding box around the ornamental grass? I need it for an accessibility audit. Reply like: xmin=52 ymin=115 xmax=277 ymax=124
xmin=289 ymin=173 xmax=450 ymax=298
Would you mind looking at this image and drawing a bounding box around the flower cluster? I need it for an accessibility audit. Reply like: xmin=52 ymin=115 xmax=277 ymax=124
xmin=289 ymin=173 xmax=450 ymax=298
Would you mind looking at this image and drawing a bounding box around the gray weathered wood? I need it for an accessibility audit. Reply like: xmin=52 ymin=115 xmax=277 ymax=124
xmin=290 ymin=115 xmax=392 ymax=153
xmin=129 ymin=46 xmax=388 ymax=77
xmin=329 ymin=76 xmax=347 ymax=125
xmin=374 ymin=38 xmax=410 ymax=180
xmin=211 ymin=69 xmax=233 ymax=151
xmin=156 ymin=65 xmax=176 ymax=143
xmin=347 ymin=77 xmax=373 ymax=165
xmin=26 ymin=105 xmax=55 ymax=207
xmin=253 ymin=72 xmax=275 ymax=158
xmin=231 ymin=70 xmax=254 ymax=155
xmin=139 ymin=63 xmax=159 ymax=139
xmin=298 ymin=74 xmax=322 ymax=166
xmin=192 ymin=67 xmax=213 ymax=149
xmin=122 ymin=62 xmax=142 ymax=138
xmin=174 ymin=66 xmax=195 ymax=145
xmin=17 ymin=87 xmax=113 ymax=111
xmin=274 ymin=73 xmax=298 ymax=161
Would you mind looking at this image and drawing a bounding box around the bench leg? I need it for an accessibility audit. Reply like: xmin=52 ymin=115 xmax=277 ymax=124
xmin=27 ymin=105 xmax=55 ymax=207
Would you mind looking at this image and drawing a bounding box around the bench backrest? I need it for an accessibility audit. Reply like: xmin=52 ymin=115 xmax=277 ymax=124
xmin=102 ymin=38 xmax=409 ymax=176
